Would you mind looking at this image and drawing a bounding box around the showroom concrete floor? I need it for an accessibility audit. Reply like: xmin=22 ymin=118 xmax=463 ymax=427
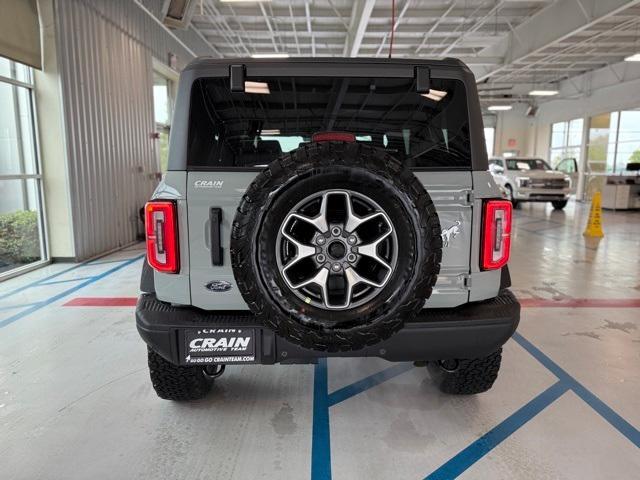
xmin=1 ymin=201 xmax=639 ymax=480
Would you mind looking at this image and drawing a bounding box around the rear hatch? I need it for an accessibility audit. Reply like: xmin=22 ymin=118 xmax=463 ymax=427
xmin=184 ymin=66 xmax=476 ymax=310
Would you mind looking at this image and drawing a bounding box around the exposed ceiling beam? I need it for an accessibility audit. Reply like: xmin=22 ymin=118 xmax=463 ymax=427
xmin=556 ymin=61 xmax=640 ymax=99
xmin=304 ymin=0 xmax=315 ymax=56
xmin=258 ymin=1 xmax=280 ymax=53
xmin=438 ymin=1 xmax=506 ymax=57
xmin=288 ymin=4 xmax=301 ymax=55
xmin=535 ymin=61 xmax=640 ymax=122
xmin=415 ymin=1 xmax=455 ymax=54
xmin=472 ymin=0 xmax=640 ymax=81
xmin=343 ymin=0 xmax=377 ymax=57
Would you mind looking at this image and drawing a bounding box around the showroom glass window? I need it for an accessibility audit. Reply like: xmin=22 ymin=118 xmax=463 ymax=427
xmin=549 ymin=118 xmax=583 ymax=168
xmin=0 ymin=57 xmax=47 ymax=279
xmin=153 ymin=71 xmax=175 ymax=172
xmin=484 ymin=127 xmax=495 ymax=157
xmin=586 ymin=109 xmax=640 ymax=173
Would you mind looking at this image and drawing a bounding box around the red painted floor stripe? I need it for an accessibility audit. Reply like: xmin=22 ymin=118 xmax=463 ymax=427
xmin=62 ymin=297 xmax=640 ymax=308
xmin=519 ymin=298 xmax=640 ymax=308
xmin=63 ymin=297 xmax=137 ymax=306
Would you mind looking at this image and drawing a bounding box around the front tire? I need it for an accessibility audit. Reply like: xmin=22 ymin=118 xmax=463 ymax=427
xmin=505 ymin=185 xmax=519 ymax=209
xmin=551 ymin=200 xmax=568 ymax=210
xmin=147 ymin=347 xmax=213 ymax=401
xmin=427 ymin=349 xmax=502 ymax=395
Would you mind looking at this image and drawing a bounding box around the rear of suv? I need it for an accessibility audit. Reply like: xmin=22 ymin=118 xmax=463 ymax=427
xmin=136 ymin=58 xmax=520 ymax=401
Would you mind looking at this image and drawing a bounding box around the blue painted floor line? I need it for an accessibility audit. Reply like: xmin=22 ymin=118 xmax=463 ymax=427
xmin=0 ymin=302 xmax=41 ymax=312
xmin=311 ymin=358 xmax=331 ymax=480
xmin=327 ymin=363 xmax=414 ymax=407
xmin=37 ymin=276 xmax=94 ymax=286
xmin=0 ymin=255 xmax=144 ymax=330
xmin=513 ymin=332 xmax=640 ymax=447
xmin=311 ymin=332 xmax=640 ymax=479
xmin=83 ymin=258 xmax=135 ymax=266
xmin=424 ymin=381 xmax=569 ymax=480
xmin=0 ymin=263 xmax=86 ymax=302
xmin=423 ymin=333 xmax=640 ymax=479
xmin=0 ymin=255 xmax=137 ymax=302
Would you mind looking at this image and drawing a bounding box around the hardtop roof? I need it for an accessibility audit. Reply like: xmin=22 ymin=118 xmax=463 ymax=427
xmin=184 ymin=56 xmax=470 ymax=72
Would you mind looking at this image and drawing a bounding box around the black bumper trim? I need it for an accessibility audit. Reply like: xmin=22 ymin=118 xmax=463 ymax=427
xmin=136 ymin=291 xmax=520 ymax=365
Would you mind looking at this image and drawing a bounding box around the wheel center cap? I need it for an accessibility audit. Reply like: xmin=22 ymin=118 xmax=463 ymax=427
xmin=327 ymin=241 xmax=346 ymax=260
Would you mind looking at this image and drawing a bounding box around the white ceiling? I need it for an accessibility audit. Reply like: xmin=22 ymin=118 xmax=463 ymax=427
xmin=186 ymin=0 xmax=640 ymax=105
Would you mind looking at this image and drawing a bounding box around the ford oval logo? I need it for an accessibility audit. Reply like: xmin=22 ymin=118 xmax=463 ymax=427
xmin=205 ymin=280 xmax=232 ymax=292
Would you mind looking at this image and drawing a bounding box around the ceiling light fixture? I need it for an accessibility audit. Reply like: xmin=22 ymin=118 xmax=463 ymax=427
xmin=251 ymin=53 xmax=290 ymax=59
xmin=260 ymin=129 xmax=281 ymax=135
xmin=488 ymin=105 xmax=513 ymax=111
xmin=421 ymin=89 xmax=447 ymax=102
xmin=624 ymin=53 xmax=640 ymax=62
xmin=245 ymin=81 xmax=270 ymax=94
xmin=529 ymin=90 xmax=559 ymax=96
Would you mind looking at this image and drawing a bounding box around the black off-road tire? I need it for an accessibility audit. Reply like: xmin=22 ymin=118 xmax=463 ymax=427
xmin=147 ymin=347 xmax=212 ymax=401
xmin=428 ymin=349 xmax=502 ymax=395
xmin=551 ymin=200 xmax=568 ymax=210
xmin=231 ymin=142 xmax=442 ymax=352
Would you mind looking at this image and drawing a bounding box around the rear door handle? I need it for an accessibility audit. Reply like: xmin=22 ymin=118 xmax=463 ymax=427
xmin=210 ymin=208 xmax=223 ymax=265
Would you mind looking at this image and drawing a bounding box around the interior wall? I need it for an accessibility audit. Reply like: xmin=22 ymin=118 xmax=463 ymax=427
xmin=494 ymin=105 xmax=536 ymax=157
xmin=52 ymin=0 xmax=211 ymax=260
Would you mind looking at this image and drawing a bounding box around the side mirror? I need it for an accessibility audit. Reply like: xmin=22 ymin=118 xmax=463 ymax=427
xmin=489 ymin=164 xmax=504 ymax=175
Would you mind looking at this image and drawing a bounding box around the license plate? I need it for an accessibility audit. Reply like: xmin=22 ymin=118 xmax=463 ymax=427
xmin=183 ymin=328 xmax=255 ymax=364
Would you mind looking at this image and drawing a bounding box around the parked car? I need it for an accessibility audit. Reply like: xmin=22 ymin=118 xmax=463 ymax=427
xmin=137 ymin=58 xmax=519 ymax=401
xmin=489 ymin=156 xmax=572 ymax=209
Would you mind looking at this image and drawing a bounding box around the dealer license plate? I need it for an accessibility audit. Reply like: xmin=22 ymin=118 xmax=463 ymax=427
xmin=183 ymin=328 xmax=255 ymax=364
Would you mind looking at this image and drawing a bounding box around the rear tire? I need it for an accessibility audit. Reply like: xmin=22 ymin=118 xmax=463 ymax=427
xmin=551 ymin=200 xmax=568 ymax=210
xmin=147 ymin=347 xmax=212 ymax=401
xmin=427 ymin=349 xmax=502 ymax=395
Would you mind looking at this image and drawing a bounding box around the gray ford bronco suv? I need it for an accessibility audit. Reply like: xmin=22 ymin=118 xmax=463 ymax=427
xmin=137 ymin=58 xmax=519 ymax=401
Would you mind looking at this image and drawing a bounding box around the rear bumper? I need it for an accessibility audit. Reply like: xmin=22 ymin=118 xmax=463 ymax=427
xmin=136 ymin=290 xmax=520 ymax=365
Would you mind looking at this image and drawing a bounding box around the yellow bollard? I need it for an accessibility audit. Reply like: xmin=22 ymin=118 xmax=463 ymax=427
xmin=583 ymin=191 xmax=604 ymax=238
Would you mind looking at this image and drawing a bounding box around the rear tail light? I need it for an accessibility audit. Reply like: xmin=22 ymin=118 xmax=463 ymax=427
xmin=481 ymin=200 xmax=512 ymax=270
xmin=145 ymin=201 xmax=179 ymax=273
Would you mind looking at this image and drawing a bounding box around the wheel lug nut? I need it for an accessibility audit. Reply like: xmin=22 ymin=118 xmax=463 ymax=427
xmin=316 ymin=236 xmax=326 ymax=245
xmin=347 ymin=253 xmax=357 ymax=262
xmin=347 ymin=235 xmax=357 ymax=245
xmin=316 ymin=254 xmax=326 ymax=263
xmin=331 ymin=263 xmax=342 ymax=272
xmin=331 ymin=227 xmax=341 ymax=236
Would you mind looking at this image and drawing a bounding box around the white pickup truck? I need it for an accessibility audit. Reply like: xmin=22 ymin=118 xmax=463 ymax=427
xmin=489 ymin=157 xmax=572 ymax=210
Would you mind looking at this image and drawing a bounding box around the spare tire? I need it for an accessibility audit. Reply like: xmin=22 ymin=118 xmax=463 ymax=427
xmin=231 ymin=142 xmax=442 ymax=352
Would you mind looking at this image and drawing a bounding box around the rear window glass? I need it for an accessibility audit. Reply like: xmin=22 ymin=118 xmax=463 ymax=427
xmin=188 ymin=76 xmax=471 ymax=170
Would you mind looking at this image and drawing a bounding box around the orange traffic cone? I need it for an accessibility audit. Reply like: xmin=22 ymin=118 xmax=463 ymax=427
xmin=583 ymin=191 xmax=604 ymax=238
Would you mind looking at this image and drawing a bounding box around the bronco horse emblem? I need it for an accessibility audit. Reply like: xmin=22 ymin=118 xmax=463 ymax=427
xmin=441 ymin=220 xmax=461 ymax=247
